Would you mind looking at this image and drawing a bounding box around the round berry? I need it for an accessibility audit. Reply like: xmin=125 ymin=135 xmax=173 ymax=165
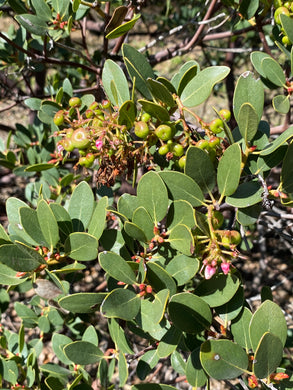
xmin=219 ymin=109 xmax=231 ymax=122
xmin=65 ymin=128 xmax=74 ymax=138
xmin=155 ymin=124 xmax=175 ymax=141
xmin=71 ymin=128 xmax=91 ymax=150
xmin=178 ymin=155 xmax=186 ymax=169
xmin=196 ymin=139 xmax=209 ymax=150
xmin=53 ymin=110 xmax=64 ymax=126
xmin=101 ymin=99 xmax=111 ymax=109
xmin=69 ymin=97 xmax=82 ymax=107
xmin=173 ymin=143 xmax=184 ymax=157
xmin=209 ymin=118 xmax=224 ymax=134
xmin=62 ymin=138 xmax=75 ymax=152
xmin=141 ymin=112 xmax=151 ymax=122
xmin=158 ymin=144 xmax=170 ymax=155
xmin=274 ymin=6 xmax=290 ymax=25
xmin=282 ymin=35 xmax=292 ymax=45
xmin=273 ymin=0 xmax=283 ymax=8
xmin=208 ymin=136 xmax=220 ymax=149
xmin=134 ymin=121 xmax=150 ymax=139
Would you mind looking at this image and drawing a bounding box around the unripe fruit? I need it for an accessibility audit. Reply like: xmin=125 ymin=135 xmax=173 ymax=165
xmin=158 ymin=144 xmax=170 ymax=155
xmin=274 ymin=7 xmax=290 ymax=25
xmin=196 ymin=139 xmax=209 ymax=150
xmin=155 ymin=124 xmax=175 ymax=141
xmin=178 ymin=155 xmax=186 ymax=169
xmin=92 ymin=118 xmax=104 ymax=128
xmin=209 ymin=118 xmax=224 ymax=134
xmin=134 ymin=121 xmax=150 ymax=138
xmin=85 ymin=109 xmax=94 ymax=118
xmin=284 ymin=2 xmax=293 ymax=11
xmin=282 ymin=35 xmax=292 ymax=45
xmin=273 ymin=0 xmax=283 ymax=8
xmin=208 ymin=136 xmax=220 ymax=149
xmin=65 ymin=128 xmax=74 ymax=138
xmin=173 ymin=143 xmax=184 ymax=157
xmin=101 ymin=99 xmax=111 ymax=109
xmin=71 ymin=128 xmax=91 ymax=150
xmin=141 ymin=112 xmax=151 ymax=122
xmin=148 ymin=133 xmax=158 ymax=146
xmin=61 ymin=138 xmax=75 ymax=152
xmin=69 ymin=97 xmax=81 ymax=107
xmin=89 ymin=101 xmax=98 ymax=111
xmin=53 ymin=110 xmax=64 ymax=126
xmin=220 ymin=230 xmax=241 ymax=248
xmin=219 ymin=109 xmax=231 ymax=122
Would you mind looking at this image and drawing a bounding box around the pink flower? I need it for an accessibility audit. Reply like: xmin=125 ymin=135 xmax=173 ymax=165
xmin=221 ymin=262 xmax=230 ymax=275
xmin=57 ymin=143 xmax=64 ymax=153
xmin=96 ymin=139 xmax=103 ymax=150
xmin=204 ymin=265 xmax=216 ymax=279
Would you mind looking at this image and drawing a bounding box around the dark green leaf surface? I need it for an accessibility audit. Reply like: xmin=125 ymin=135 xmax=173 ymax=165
xmin=64 ymin=341 xmax=103 ymax=365
xmin=101 ymin=288 xmax=140 ymax=320
xmin=99 ymin=251 xmax=136 ymax=284
xmin=102 ymin=59 xmax=130 ymax=106
xmin=253 ymin=332 xmax=283 ymax=378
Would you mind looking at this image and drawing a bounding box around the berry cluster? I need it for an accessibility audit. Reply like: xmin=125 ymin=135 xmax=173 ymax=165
xmin=273 ymin=0 xmax=293 ymax=45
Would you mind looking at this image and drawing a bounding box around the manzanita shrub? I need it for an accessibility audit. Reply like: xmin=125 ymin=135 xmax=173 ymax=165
xmin=1 ymin=0 xmax=293 ymax=389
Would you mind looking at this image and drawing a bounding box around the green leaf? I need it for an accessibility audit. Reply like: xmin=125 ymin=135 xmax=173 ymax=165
xmin=138 ymin=99 xmax=170 ymax=121
xmin=168 ymin=224 xmax=194 ymax=256
xmin=132 ymin=207 xmax=154 ymax=241
xmin=238 ymin=103 xmax=259 ymax=143
xmin=165 ymin=254 xmax=199 ymax=286
xmin=118 ymin=351 xmax=128 ymax=386
xmin=117 ymin=193 xmax=139 ymax=220
xmin=105 ymin=5 xmax=128 ymax=33
xmin=200 ymin=339 xmax=248 ymax=380
xmin=273 ymin=94 xmax=290 ymax=114
xmin=118 ymin=100 xmax=137 ymax=129
xmin=106 ymin=13 xmax=140 ymax=39
xmin=147 ymin=78 xmax=176 ymax=107
xmin=24 ymin=97 xmax=42 ymax=111
xmin=64 ymin=341 xmax=103 ymax=365
xmin=25 ymin=164 xmax=56 ymax=173
xmin=15 ymin=301 xmax=38 ymax=327
xmin=194 ymin=273 xmax=240 ymax=307
xmin=260 ymin=125 xmax=293 ymax=155
xmin=88 ymin=197 xmax=108 ymax=240
xmin=171 ymin=351 xmax=186 ymax=376
xmin=185 ymin=146 xmax=216 ymax=193
xmin=167 ymin=200 xmax=195 ymax=231
xmin=217 ymin=143 xmax=242 ymax=197
xmin=226 ymin=181 xmax=263 ymax=208
xmin=0 ymin=263 xmax=28 ymax=285
xmin=186 ymin=348 xmax=208 ymax=388
xmin=99 ymin=251 xmax=136 ymax=284
xmin=281 ymin=142 xmax=293 ymax=194
xmin=280 ymin=13 xmax=293 ymax=44
xmin=19 ymin=207 xmax=47 ymax=246
xmin=68 ymin=181 xmax=94 ymax=231
xmin=137 ymin=171 xmax=169 ymax=224
xmin=101 ymin=288 xmax=141 ymax=320
xmin=177 ymin=64 xmax=199 ymax=96
xmin=159 ymin=171 xmax=205 ymax=207
xmin=171 ymin=60 xmax=200 ymax=92
xmin=181 ymin=66 xmax=230 ymax=107
xmin=249 ymin=300 xmax=287 ymax=351
xmin=50 ymin=203 xmax=73 ymax=240
xmin=31 ymin=0 xmax=52 ymax=21
xmin=239 ymin=0 xmax=259 ymax=19
xmin=37 ymin=200 xmax=59 ymax=249
xmin=215 ymin=286 xmax=244 ymax=322
xmin=58 ymin=292 xmax=106 ymax=313
xmin=124 ymin=221 xmax=148 ymax=243
xmin=137 ymin=350 xmax=160 ymax=380
xmin=146 ymin=262 xmax=177 ymax=296
xmin=102 ymin=59 xmax=130 ymax=107
xmin=52 ymin=334 xmax=73 ymax=365
xmin=122 ymin=44 xmax=155 ymax=100
xmin=15 ymin=14 xmax=48 ymax=36
xmin=72 ymin=0 xmax=81 ymax=12
xmin=40 ymin=363 xmax=71 ymax=377
xmin=157 ymin=326 xmax=182 ymax=358
xmin=233 ymin=70 xmax=264 ymax=122
xmin=256 ymin=145 xmax=287 ymax=174
xmin=156 ymin=77 xmax=177 ymax=94
xmin=64 ymin=232 xmax=98 ymax=261
xmin=108 ymin=318 xmax=134 ymax=354
xmin=132 ymin=385 xmax=177 ymax=390
xmin=253 ymin=332 xmax=283 ymax=378
xmin=0 ymin=243 xmax=44 ymax=271
xmin=82 ymin=325 xmax=99 ymax=346
xmin=168 ymin=292 xmax=212 ymax=333
xmin=261 ymin=57 xmax=286 ymax=87
xmin=231 ymin=307 xmax=252 ymax=351
xmin=139 ymin=289 xmax=169 ymax=329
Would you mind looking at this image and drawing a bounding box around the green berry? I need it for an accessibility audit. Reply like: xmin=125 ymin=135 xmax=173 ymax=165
xmin=71 ymin=128 xmax=91 ymax=150
xmin=89 ymin=102 xmax=98 ymax=111
xmin=158 ymin=144 xmax=170 ymax=155
xmin=209 ymin=118 xmax=224 ymax=134
xmin=196 ymin=139 xmax=209 ymax=150
xmin=178 ymin=155 xmax=186 ymax=169
xmin=65 ymin=128 xmax=74 ymax=138
xmin=134 ymin=121 xmax=150 ymax=139
xmin=282 ymin=35 xmax=292 ymax=45
xmin=173 ymin=143 xmax=184 ymax=157
xmin=219 ymin=109 xmax=231 ymax=122
xmin=155 ymin=124 xmax=175 ymax=141
xmin=141 ymin=112 xmax=151 ymax=122
xmin=69 ymin=97 xmax=82 ymax=107
xmin=274 ymin=6 xmax=290 ymax=25
xmin=101 ymin=99 xmax=111 ymax=109
xmin=273 ymin=0 xmax=283 ymax=8
xmin=208 ymin=136 xmax=220 ymax=148
xmin=61 ymin=138 xmax=75 ymax=152
xmin=53 ymin=111 xmax=64 ymax=126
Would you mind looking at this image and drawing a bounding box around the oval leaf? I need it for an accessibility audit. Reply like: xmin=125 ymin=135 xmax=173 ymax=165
xmin=217 ymin=143 xmax=242 ymax=197
xmin=64 ymin=232 xmax=98 ymax=261
xmin=64 ymin=341 xmax=103 ymax=365
xmin=99 ymin=251 xmax=136 ymax=284
xmin=102 ymin=59 xmax=130 ymax=107
xmin=58 ymin=292 xmax=106 ymax=313
xmin=101 ymin=288 xmax=140 ymax=321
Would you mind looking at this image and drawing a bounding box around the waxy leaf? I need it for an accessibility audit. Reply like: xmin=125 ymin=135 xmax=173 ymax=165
xmin=58 ymin=292 xmax=106 ymax=313
xmin=157 ymin=326 xmax=182 ymax=358
xmin=215 ymin=286 xmax=244 ymax=322
xmin=140 ymin=289 xmax=169 ymax=329
xmin=138 ymin=99 xmax=170 ymax=121
xmin=146 ymin=262 xmax=177 ymax=296
xmin=168 ymin=292 xmax=212 ymax=333
xmin=260 ymin=125 xmax=293 ymax=156
xmin=261 ymin=57 xmax=286 ymax=87
xmin=181 ymin=66 xmax=230 ymax=107
xmin=25 ymin=163 xmax=55 ymax=172
xmin=99 ymin=251 xmax=136 ymax=284
xmin=159 ymin=171 xmax=205 ymax=207
xmin=64 ymin=341 xmax=103 ymax=365
xmin=238 ymin=103 xmax=259 ymax=143
xmin=102 ymin=59 xmax=130 ymax=107
xmin=186 ymin=348 xmax=208 ymax=388
xmin=15 ymin=14 xmax=48 ymax=36
xmin=200 ymin=339 xmax=248 ymax=380
xmin=88 ymin=197 xmax=108 ymax=240
xmin=166 ymin=200 xmax=196 ymax=231
xmin=20 ymin=207 xmax=47 ymax=247
xmin=117 ymin=193 xmax=139 ymax=220
xmin=122 ymin=44 xmax=155 ymax=100
xmin=101 ymin=288 xmax=140 ymax=320
xmin=281 ymin=142 xmax=293 ymax=194
xmin=217 ymin=143 xmax=242 ymax=197
xmin=37 ymin=200 xmax=59 ymax=249
xmin=137 ymin=349 xmax=159 ymax=380
xmin=52 ymin=334 xmax=73 ymax=365
xmin=0 ymin=243 xmax=44 ymax=271
xmin=0 ymin=263 xmax=28 ymax=285
xmin=249 ymin=300 xmax=287 ymax=351
xmin=177 ymin=64 xmax=199 ymax=96
xmin=50 ymin=203 xmax=73 ymax=239
xmin=132 ymin=206 xmax=154 ymax=241
xmin=137 ymin=171 xmax=169 ymax=224
xmin=118 ymin=100 xmax=137 ymax=129
xmin=105 ymin=6 xmax=128 ymax=34
xmin=64 ymin=232 xmax=98 ymax=261
xmin=273 ymin=94 xmax=290 ymax=114
xmin=124 ymin=221 xmax=148 ymax=243
xmin=147 ymin=78 xmax=176 ymax=107
xmin=132 ymin=385 xmax=177 ymax=390
xmin=108 ymin=318 xmax=134 ymax=354
xmin=171 ymin=60 xmax=199 ymax=91
xmin=166 ymin=254 xmax=199 ymax=286
xmin=168 ymin=223 xmax=194 ymax=256
xmin=239 ymin=0 xmax=259 ymax=19
xmin=231 ymin=307 xmax=252 ymax=351
xmin=226 ymin=181 xmax=263 ymax=208
xmin=253 ymin=332 xmax=283 ymax=378
xmin=118 ymin=351 xmax=128 ymax=386
xmin=106 ymin=13 xmax=140 ymax=39
xmin=233 ymin=70 xmax=264 ymax=122
xmin=185 ymin=146 xmax=216 ymax=193
xmin=68 ymin=181 xmax=94 ymax=231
